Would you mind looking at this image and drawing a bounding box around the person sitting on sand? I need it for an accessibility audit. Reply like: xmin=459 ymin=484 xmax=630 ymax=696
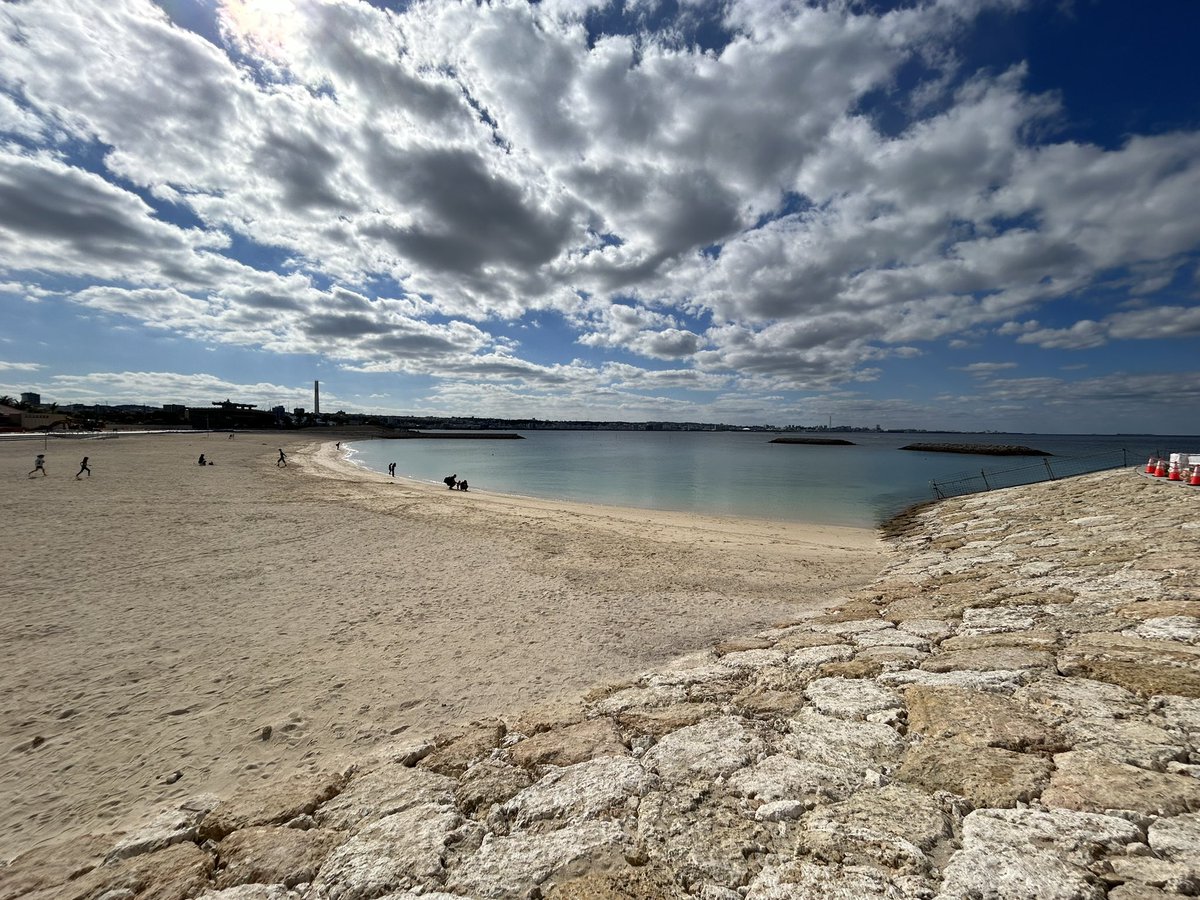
xmin=198 ymin=454 xmax=206 ymax=466
xmin=29 ymin=454 xmax=47 ymax=477
xmin=457 ymin=479 xmax=468 ymax=492
xmin=443 ymin=474 xmax=457 ymax=489
xmin=76 ymin=456 xmax=90 ymax=479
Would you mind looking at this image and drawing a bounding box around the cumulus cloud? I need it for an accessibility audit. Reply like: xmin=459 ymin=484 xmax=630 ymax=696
xmin=1 ymin=0 xmax=1198 ymax=424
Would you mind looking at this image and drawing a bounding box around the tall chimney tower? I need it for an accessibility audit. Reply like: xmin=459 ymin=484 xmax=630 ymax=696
xmin=314 ymin=380 xmax=320 ymax=415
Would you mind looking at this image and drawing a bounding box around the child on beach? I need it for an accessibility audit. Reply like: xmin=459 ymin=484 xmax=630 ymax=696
xmin=76 ymin=456 xmax=90 ymax=479
xmin=29 ymin=454 xmax=46 ymax=477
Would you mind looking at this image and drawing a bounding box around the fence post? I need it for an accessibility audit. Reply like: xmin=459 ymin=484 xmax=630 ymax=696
xmin=980 ymin=469 xmax=990 ymax=490
xmin=1043 ymin=458 xmax=1055 ymax=480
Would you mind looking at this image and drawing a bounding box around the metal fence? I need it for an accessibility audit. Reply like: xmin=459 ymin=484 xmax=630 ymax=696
xmin=929 ymin=448 xmax=1131 ymax=500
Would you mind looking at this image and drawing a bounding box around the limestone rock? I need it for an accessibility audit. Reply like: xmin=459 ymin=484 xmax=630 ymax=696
xmin=799 ymin=784 xmax=952 ymax=875
xmin=614 ymin=700 xmax=719 ymax=738
xmin=642 ymin=716 xmax=765 ymax=784
xmin=1148 ymin=812 xmax=1200 ymax=862
xmin=879 ymin=668 xmax=1030 ymax=694
xmin=547 ymin=860 xmax=686 ymax=899
xmin=936 ymin=847 xmax=1104 ymax=900
xmin=1128 ymin=616 xmax=1200 ymax=644
xmin=920 ymin=647 xmax=1055 ymax=673
xmin=940 ymin=630 xmax=1060 ymax=652
xmin=804 ymin=678 xmax=901 ymax=721
xmin=959 ymin=807 xmax=1140 ymax=865
xmin=591 ymin=683 xmax=688 ymax=715
xmin=199 ymin=886 xmax=303 ymax=900
xmin=714 ymin=636 xmax=777 ymax=655
xmin=730 ymin=687 xmax=807 ymax=719
xmin=772 ymin=630 xmax=848 ymax=651
xmin=312 ymin=802 xmax=464 ymax=899
xmin=36 ymin=841 xmax=213 ymax=900
xmin=454 ymin=759 xmax=534 ymax=818
xmin=107 ymin=799 xmax=214 ymax=862
xmin=904 ymin=686 xmax=1066 ymax=752
xmin=1041 ymin=751 xmax=1200 ymax=816
xmin=508 ymin=718 xmax=627 ymax=770
xmin=786 ymin=644 xmax=855 ymax=670
xmin=896 ymin=740 xmax=1053 ymax=807
xmin=497 ymin=756 xmax=656 ymax=831
xmin=215 ymin=825 xmax=344 ymax=889
xmin=447 ymin=821 xmax=626 ymax=899
xmin=1015 ymin=675 xmax=1144 ymax=722
xmin=1101 ymin=856 xmax=1199 ymax=894
xmin=1057 ymin=633 xmax=1200 ymax=698
xmin=200 ymin=771 xmax=347 ymax=841
xmin=419 ymin=720 xmax=507 ymax=776
xmin=1059 ymin=718 xmax=1187 ymax=770
xmin=316 ymin=765 xmax=457 ymax=832
xmin=745 ymin=860 xmax=932 ymax=899
xmin=639 ymin=795 xmax=772 ymax=892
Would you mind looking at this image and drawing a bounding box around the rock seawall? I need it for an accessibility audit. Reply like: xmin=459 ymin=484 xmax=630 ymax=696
xmin=5 ymin=468 xmax=1199 ymax=900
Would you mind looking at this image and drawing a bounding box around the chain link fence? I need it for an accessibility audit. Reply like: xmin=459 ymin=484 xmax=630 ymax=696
xmin=929 ymin=448 xmax=1131 ymax=500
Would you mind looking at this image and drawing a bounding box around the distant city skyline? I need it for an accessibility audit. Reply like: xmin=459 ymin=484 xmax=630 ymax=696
xmin=2 ymin=0 xmax=1199 ymax=434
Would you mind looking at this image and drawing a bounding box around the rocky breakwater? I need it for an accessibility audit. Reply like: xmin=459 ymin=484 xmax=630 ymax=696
xmin=5 ymin=467 xmax=1200 ymax=900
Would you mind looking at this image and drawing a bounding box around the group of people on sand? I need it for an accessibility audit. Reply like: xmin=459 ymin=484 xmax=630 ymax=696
xmin=27 ymin=454 xmax=90 ymax=479
xmin=443 ymin=473 xmax=469 ymax=491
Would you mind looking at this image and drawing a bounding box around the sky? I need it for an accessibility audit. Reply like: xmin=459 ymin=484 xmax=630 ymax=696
xmin=1 ymin=0 xmax=1198 ymax=433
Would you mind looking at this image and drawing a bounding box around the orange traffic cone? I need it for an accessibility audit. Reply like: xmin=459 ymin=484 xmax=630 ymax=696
xmin=1154 ymin=458 xmax=1168 ymax=477
xmin=1146 ymin=457 xmax=1157 ymax=473
xmin=1190 ymin=466 xmax=1200 ymax=487
xmin=1168 ymin=460 xmax=1182 ymax=481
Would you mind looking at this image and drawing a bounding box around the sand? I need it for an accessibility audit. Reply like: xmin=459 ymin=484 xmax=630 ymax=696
xmin=0 ymin=432 xmax=888 ymax=861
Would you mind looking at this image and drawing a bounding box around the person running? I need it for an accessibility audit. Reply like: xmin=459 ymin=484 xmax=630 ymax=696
xmin=388 ymin=462 xmax=396 ymax=477
xmin=29 ymin=454 xmax=47 ymax=477
xmin=277 ymin=448 xmax=287 ymax=467
xmin=76 ymin=456 xmax=91 ymax=479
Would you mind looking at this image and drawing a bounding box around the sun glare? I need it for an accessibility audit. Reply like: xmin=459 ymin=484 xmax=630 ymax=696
xmin=218 ymin=0 xmax=302 ymax=57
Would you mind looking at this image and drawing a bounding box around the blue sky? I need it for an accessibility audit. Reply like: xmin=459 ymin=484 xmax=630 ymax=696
xmin=1 ymin=0 xmax=1198 ymax=432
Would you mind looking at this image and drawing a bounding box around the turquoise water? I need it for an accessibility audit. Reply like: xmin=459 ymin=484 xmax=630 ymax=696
xmin=345 ymin=431 xmax=1199 ymax=528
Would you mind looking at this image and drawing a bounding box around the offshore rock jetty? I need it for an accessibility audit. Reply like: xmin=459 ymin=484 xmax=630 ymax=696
xmin=6 ymin=468 xmax=1199 ymax=899
xmin=900 ymin=443 xmax=1051 ymax=456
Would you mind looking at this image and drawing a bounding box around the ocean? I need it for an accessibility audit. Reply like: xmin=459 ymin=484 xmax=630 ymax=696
xmin=344 ymin=431 xmax=1199 ymax=528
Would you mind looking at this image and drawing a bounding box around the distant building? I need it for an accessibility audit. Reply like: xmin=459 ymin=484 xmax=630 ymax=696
xmin=163 ymin=404 xmax=187 ymax=415
xmin=187 ymin=399 xmax=277 ymax=430
xmin=294 ymin=407 xmax=305 ymax=417
xmin=21 ymin=392 xmax=41 ymax=406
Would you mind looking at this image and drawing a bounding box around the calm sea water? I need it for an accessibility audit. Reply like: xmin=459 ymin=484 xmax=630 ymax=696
xmin=345 ymin=431 xmax=1199 ymax=528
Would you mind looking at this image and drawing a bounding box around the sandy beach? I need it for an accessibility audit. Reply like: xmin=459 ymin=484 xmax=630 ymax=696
xmin=0 ymin=432 xmax=887 ymax=862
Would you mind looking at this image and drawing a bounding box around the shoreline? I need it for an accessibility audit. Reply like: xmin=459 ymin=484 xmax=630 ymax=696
xmin=0 ymin=432 xmax=887 ymax=862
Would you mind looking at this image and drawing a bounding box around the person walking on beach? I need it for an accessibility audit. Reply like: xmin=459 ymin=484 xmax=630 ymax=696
xmin=28 ymin=454 xmax=47 ymax=477
xmin=76 ymin=456 xmax=90 ymax=479
xmin=388 ymin=462 xmax=396 ymax=477
xmin=277 ymin=449 xmax=287 ymax=467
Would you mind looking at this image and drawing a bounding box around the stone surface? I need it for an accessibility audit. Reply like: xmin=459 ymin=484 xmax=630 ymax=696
xmin=312 ymin=802 xmax=464 ymax=899
xmin=1042 ymin=751 xmax=1200 ymax=816
xmin=316 ymin=765 xmax=457 ymax=833
xmin=508 ymin=718 xmax=628 ymax=770
xmin=642 ymin=716 xmax=765 ymax=784
xmin=199 ymin=771 xmax=346 ymax=841
xmin=418 ymin=720 xmax=507 ymax=776
xmin=215 ymin=825 xmax=344 ymax=889
xmin=454 ymin=758 xmax=534 ymax=818
xmin=447 ymin=822 xmax=626 ymax=899
xmin=896 ymin=739 xmax=1054 ymax=807
xmin=904 ymin=686 xmax=1066 ymax=752
xmin=804 ymin=678 xmax=902 ymax=721
xmin=497 ymin=756 xmax=656 ymax=830
xmin=37 ymin=841 xmax=213 ymax=900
